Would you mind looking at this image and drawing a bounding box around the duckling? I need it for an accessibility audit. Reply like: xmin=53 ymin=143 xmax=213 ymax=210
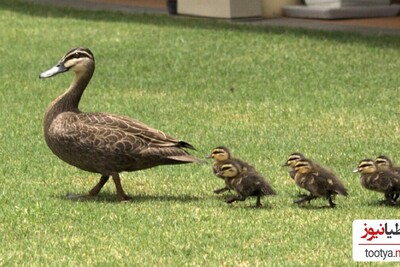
xmin=353 ymin=159 xmax=400 ymax=206
xmin=216 ymin=160 xmax=276 ymax=207
xmin=282 ymin=152 xmax=306 ymax=179
xmin=39 ymin=47 xmax=201 ymax=201
xmin=375 ymin=155 xmax=400 ymax=175
xmin=207 ymin=146 xmax=255 ymax=194
xmin=375 ymin=155 xmax=400 ymax=201
xmin=293 ymin=159 xmax=348 ymax=208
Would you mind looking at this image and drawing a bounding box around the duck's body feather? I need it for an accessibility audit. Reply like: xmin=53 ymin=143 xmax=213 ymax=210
xmin=45 ymin=111 xmax=197 ymax=174
xmin=40 ymin=47 xmax=199 ymax=200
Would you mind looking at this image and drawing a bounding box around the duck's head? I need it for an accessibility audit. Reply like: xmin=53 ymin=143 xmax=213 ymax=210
xmin=216 ymin=161 xmax=241 ymax=178
xmin=39 ymin=47 xmax=94 ymax=78
xmin=206 ymin=146 xmax=231 ymax=161
xmin=353 ymin=159 xmax=377 ymax=174
xmin=294 ymin=159 xmax=314 ymax=174
xmin=282 ymin=152 xmax=305 ymax=167
xmin=375 ymin=155 xmax=393 ymax=171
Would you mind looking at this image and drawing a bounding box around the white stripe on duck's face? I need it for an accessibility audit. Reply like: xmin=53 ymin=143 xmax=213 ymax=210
xmin=217 ymin=163 xmax=240 ymax=178
xmin=39 ymin=48 xmax=94 ymax=79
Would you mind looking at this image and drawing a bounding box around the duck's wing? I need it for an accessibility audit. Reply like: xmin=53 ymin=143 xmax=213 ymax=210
xmin=313 ymin=171 xmax=348 ymax=196
xmin=51 ymin=112 xmax=198 ymax=161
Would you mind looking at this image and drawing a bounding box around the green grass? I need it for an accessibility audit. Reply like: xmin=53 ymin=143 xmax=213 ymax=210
xmin=1 ymin=0 xmax=400 ymax=265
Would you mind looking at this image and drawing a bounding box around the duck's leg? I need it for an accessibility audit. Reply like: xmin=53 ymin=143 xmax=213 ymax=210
xmin=384 ymin=192 xmax=396 ymax=206
xmin=214 ymin=186 xmax=230 ymax=194
xmin=88 ymin=175 xmax=109 ymax=197
xmin=391 ymin=193 xmax=400 ymax=201
xmin=294 ymin=194 xmax=317 ymax=205
xmin=255 ymin=196 xmax=262 ymax=208
xmin=226 ymin=195 xmax=246 ymax=204
xmin=112 ymin=173 xmax=130 ymax=201
xmin=327 ymin=194 xmax=336 ymax=208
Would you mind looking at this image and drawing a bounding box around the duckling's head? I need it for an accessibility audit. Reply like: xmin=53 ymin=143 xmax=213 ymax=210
xmin=375 ymin=155 xmax=393 ymax=171
xmin=353 ymin=159 xmax=377 ymax=174
xmin=294 ymin=159 xmax=314 ymax=174
xmin=283 ymin=152 xmax=305 ymax=167
xmin=216 ymin=161 xmax=241 ymax=178
xmin=206 ymin=146 xmax=231 ymax=162
xmin=40 ymin=47 xmax=95 ymax=78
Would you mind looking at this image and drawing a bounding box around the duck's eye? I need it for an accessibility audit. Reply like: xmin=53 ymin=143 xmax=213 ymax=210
xmin=74 ymin=52 xmax=80 ymax=58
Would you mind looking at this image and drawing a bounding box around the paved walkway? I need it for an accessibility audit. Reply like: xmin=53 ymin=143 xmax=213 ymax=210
xmin=22 ymin=0 xmax=400 ymax=36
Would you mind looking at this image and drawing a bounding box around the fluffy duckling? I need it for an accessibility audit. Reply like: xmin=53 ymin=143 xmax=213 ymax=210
xmin=375 ymin=155 xmax=400 ymax=201
xmin=353 ymin=159 xmax=400 ymax=206
xmin=207 ymin=146 xmax=255 ymax=194
xmin=375 ymin=155 xmax=400 ymax=175
xmin=282 ymin=152 xmax=306 ymax=179
xmin=216 ymin=160 xmax=276 ymax=207
xmin=293 ymin=159 xmax=348 ymax=208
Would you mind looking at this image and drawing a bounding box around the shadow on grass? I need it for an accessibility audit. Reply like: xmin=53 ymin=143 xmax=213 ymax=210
xmin=365 ymin=199 xmax=400 ymax=207
xmin=3 ymin=0 xmax=399 ymax=49
xmin=57 ymin=192 xmax=203 ymax=203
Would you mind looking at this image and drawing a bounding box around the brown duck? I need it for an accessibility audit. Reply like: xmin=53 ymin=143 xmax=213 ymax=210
xmin=293 ymin=158 xmax=348 ymax=208
xmin=353 ymin=159 xmax=400 ymax=206
xmin=39 ymin=47 xmax=201 ymax=201
xmin=216 ymin=160 xmax=276 ymax=207
xmin=206 ymin=146 xmax=255 ymax=194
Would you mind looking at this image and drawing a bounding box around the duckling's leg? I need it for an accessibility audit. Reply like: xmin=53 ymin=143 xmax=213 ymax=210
xmin=327 ymin=194 xmax=336 ymax=208
xmin=293 ymin=195 xmax=317 ymax=205
xmin=255 ymin=196 xmax=262 ymax=208
xmin=111 ymin=173 xmax=130 ymax=201
xmin=226 ymin=195 xmax=246 ymax=204
xmin=214 ymin=186 xmax=229 ymax=194
xmin=88 ymin=175 xmax=109 ymax=197
xmin=384 ymin=192 xmax=396 ymax=206
xmin=391 ymin=193 xmax=400 ymax=201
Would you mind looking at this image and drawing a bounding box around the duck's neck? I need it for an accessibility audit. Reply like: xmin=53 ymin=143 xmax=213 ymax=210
xmin=44 ymin=66 xmax=94 ymax=129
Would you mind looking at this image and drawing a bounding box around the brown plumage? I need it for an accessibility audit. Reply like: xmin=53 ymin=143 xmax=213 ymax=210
xmin=375 ymin=155 xmax=400 ymax=201
xmin=353 ymin=159 xmax=400 ymax=206
xmin=375 ymin=155 xmax=400 ymax=175
xmin=216 ymin=160 xmax=276 ymax=207
xmin=39 ymin=47 xmax=201 ymax=201
xmin=293 ymin=159 xmax=348 ymax=208
xmin=206 ymin=146 xmax=255 ymax=194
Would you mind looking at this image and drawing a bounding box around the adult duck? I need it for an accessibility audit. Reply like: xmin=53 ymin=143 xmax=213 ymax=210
xmin=39 ymin=47 xmax=201 ymax=201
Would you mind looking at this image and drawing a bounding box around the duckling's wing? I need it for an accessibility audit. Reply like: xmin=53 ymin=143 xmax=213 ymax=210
xmin=314 ymin=172 xmax=348 ymax=196
xmin=244 ymin=172 xmax=276 ymax=196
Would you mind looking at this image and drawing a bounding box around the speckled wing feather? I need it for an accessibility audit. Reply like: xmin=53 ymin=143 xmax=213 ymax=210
xmin=47 ymin=112 xmax=199 ymax=173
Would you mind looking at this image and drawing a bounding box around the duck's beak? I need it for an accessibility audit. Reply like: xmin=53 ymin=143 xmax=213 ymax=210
xmin=352 ymin=168 xmax=359 ymax=173
xmin=205 ymin=155 xmax=212 ymax=159
xmin=281 ymin=162 xmax=289 ymax=167
xmin=39 ymin=61 xmax=68 ymax=78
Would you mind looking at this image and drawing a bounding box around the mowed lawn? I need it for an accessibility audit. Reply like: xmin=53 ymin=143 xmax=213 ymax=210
xmin=1 ymin=0 xmax=400 ymax=266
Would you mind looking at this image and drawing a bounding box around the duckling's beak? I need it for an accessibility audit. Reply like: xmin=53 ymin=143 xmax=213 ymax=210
xmin=281 ymin=162 xmax=289 ymax=167
xmin=39 ymin=61 xmax=68 ymax=78
xmin=352 ymin=168 xmax=359 ymax=173
xmin=205 ymin=155 xmax=212 ymax=159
